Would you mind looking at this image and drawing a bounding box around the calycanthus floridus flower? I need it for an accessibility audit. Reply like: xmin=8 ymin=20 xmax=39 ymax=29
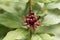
xmin=22 ymin=12 xmax=41 ymax=31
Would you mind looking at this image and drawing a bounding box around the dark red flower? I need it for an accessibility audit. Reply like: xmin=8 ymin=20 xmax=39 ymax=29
xmin=22 ymin=13 xmax=41 ymax=31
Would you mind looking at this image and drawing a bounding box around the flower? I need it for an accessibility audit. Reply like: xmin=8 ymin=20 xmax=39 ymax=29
xmin=22 ymin=12 xmax=41 ymax=31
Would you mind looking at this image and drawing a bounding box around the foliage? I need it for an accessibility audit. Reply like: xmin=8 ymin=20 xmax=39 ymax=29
xmin=0 ymin=0 xmax=60 ymax=40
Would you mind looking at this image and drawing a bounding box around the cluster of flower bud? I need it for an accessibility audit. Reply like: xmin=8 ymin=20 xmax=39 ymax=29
xmin=23 ymin=13 xmax=41 ymax=31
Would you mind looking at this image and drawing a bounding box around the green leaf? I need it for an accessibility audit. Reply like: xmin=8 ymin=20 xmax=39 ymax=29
xmin=48 ymin=9 xmax=60 ymax=16
xmin=32 ymin=3 xmax=41 ymax=13
xmin=42 ymin=13 xmax=60 ymax=26
xmin=0 ymin=13 xmax=22 ymax=28
xmin=0 ymin=5 xmax=17 ymax=14
xmin=0 ymin=0 xmax=29 ymax=28
xmin=46 ymin=23 xmax=60 ymax=37
xmin=33 ymin=0 xmax=57 ymax=3
xmin=40 ymin=33 xmax=54 ymax=40
xmin=3 ymin=29 xmax=28 ymax=40
xmin=31 ymin=34 xmax=54 ymax=40
xmin=31 ymin=35 xmax=42 ymax=40
xmin=35 ymin=26 xmax=46 ymax=33
xmin=53 ymin=36 xmax=60 ymax=40
xmin=47 ymin=33 xmax=55 ymax=36
xmin=47 ymin=3 xmax=60 ymax=9
xmin=0 ymin=24 xmax=10 ymax=40
xmin=21 ymin=2 xmax=29 ymax=17
xmin=0 ymin=0 xmax=28 ymax=16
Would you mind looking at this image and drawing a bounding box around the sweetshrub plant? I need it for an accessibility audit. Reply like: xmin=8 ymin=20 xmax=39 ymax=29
xmin=0 ymin=0 xmax=60 ymax=40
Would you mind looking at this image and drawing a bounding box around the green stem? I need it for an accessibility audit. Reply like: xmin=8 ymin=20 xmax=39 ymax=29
xmin=28 ymin=0 xmax=33 ymax=40
xmin=29 ymin=0 xmax=32 ymax=13
xmin=29 ymin=29 xmax=32 ymax=40
xmin=29 ymin=0 xmax=33 ymax=39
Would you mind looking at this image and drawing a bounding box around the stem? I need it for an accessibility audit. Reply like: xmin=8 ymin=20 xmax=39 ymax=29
xmin=28 ymin=0 xmax=33 ymax=38
xmin=29 ymin=0 xmax=32 ymax=13
xmin=30 ymin=30 xmax=32 ymax=40
xmin=28 ymin=0 xmax=33 ymax=40
xmin=27 ymin=29 xmax=32 ymax=40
